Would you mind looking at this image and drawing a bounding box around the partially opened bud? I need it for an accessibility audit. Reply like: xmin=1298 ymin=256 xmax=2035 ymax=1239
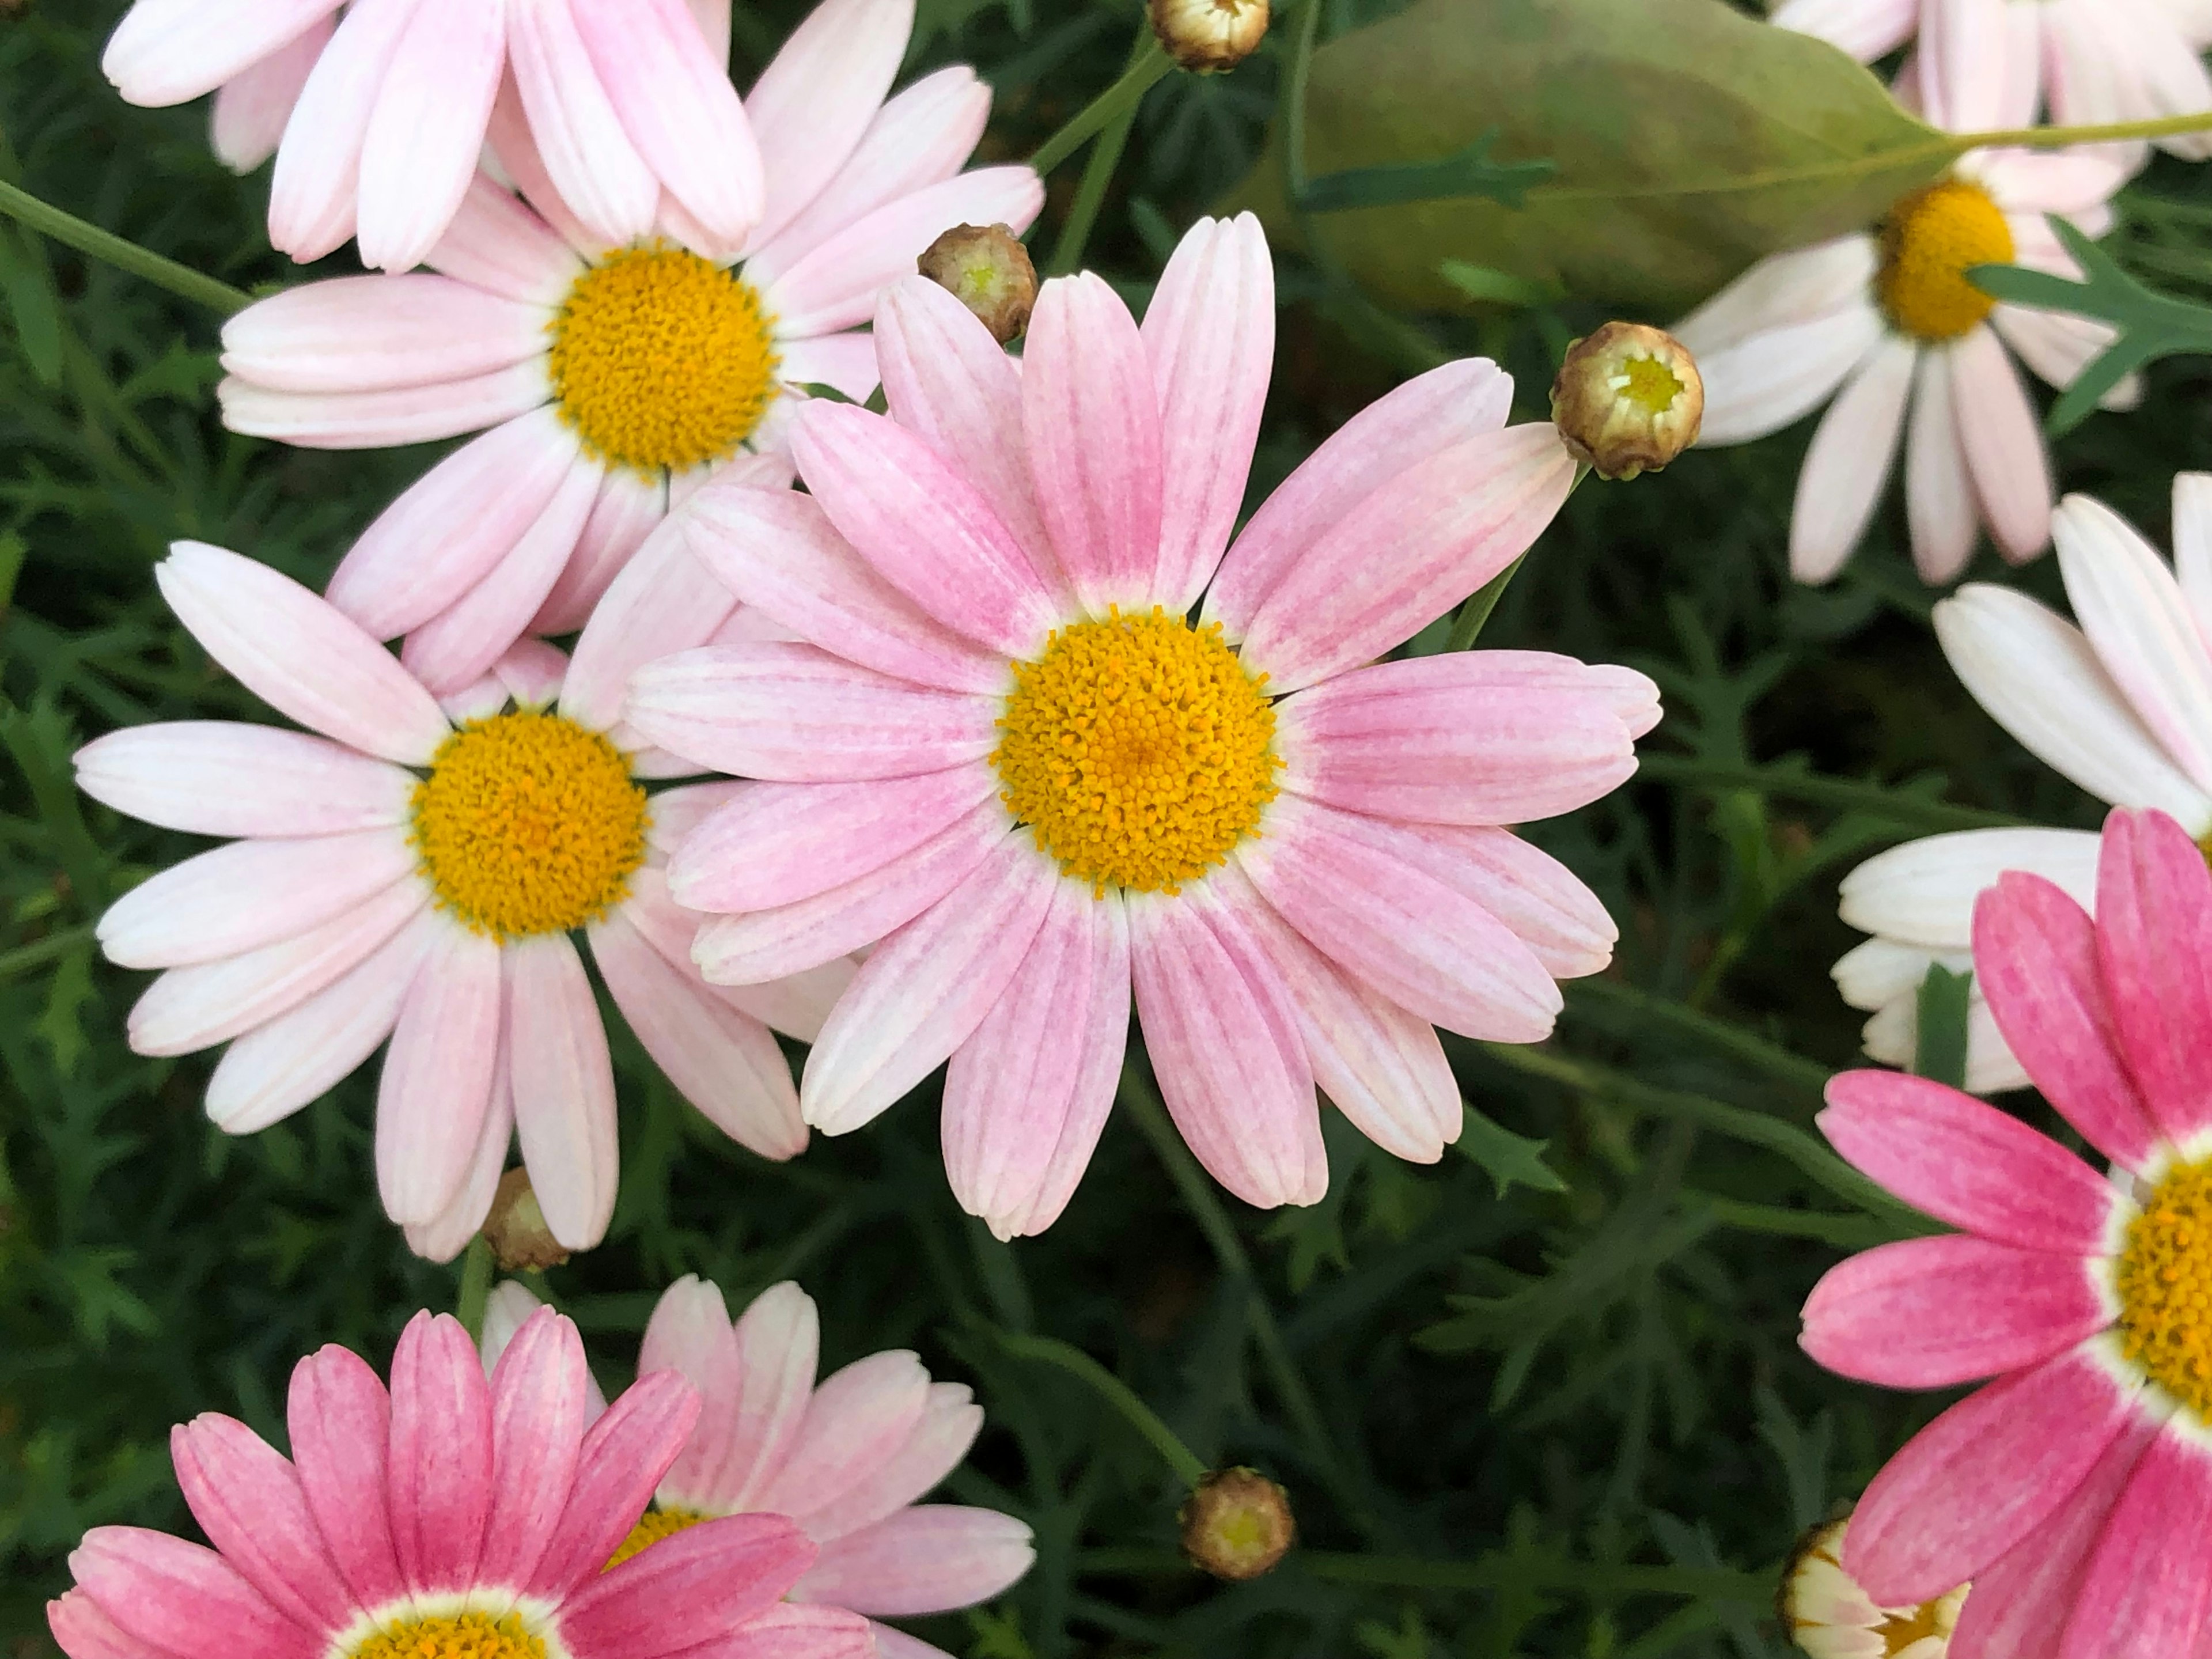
xmin=1780 ymin=1516 xmax=1965 ymax=1659
xmin=480 ymin=1167 xmax=569 ymax=1272
xmin=1549 ymin=321 xmax=1703 ymax=480
xmin=1150 ymin=0 xmax=1270 ymax=71
xmin=918 ymin=223 xmax=1039 ymax=344
xmin=1180 ymin=1467 xmax=1294 ymax=1581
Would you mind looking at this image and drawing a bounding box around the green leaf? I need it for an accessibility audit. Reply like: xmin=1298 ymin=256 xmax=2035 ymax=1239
xmin=1300 ymin=130 xmax=1555 ymax=214
xmin=1228 ymin=0 xmax=1956 ymax=312
xmin=1912 ymin=963 xmax=1972 ymax=1090
xmin=1970 ymin=218 xmax=2212 ymax=435
xmin=1456 ymin=1102 xmax=1565 ymax=1198
xmin=1438 ymin=258 xmax=1565 ymax=309
xmin=0 ymin=218 xmax=62 ymax=386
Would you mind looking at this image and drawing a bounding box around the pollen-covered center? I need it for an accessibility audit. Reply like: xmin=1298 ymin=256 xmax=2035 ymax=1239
xmin=605 ymin=1505 xmax=707 ymax=1571
xmin=349 ymin=1611 xmax=546 ymax=1659
xmin=547 ymin=245 xmax=779 ymax=475
xmin=2115 ymin=1157 xmax=2212 ymax=1416
xmin=1618 ymin=354 xmax=1685 ymax=415
xmin=991 ymin=609 xmax=1279 ymax=896
xmin=1876 ymin=179 xmax=2015 ymax=342
xmin=411 ymin=710 xmax=647 ymax=940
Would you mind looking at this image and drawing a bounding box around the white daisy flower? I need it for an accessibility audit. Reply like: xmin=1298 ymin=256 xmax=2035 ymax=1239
xmin=1782 ymin=1516 xmax=1967 ymax=1659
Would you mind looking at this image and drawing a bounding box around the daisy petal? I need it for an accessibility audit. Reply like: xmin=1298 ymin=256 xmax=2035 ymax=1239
xmin=209 ymin=17 xmax=335 ymax=173
xmin=791 ymin=1507 xmax=1034 ymax=1618
xmin=508 ymin=931 xmax=620 ymax=1251
xmin=1838 ymin=827 xmax=2100 ymax=953
xmin=753 ymin=1351 xmax=929 ymax=1522
xmin=374 ymin=923 xmax=501 ymax=1226
xmin=104 ymin=0 xmax=340 ymax=106
xmin=1907 ymin=345 xmax=1978 ymax=585
xmin=559 ymin=514 xmax=736 ymax=734
xmin=1789 ymin=335 xmax=1915 ymax=585
xmin=1953 ymin=323 xmax=2052 ymax=565
xmin=264 ymin=0 xmax=419 ymax=263
xmin=387 ymin=1311 xmax=495 ymax=1593
xmin=218 ymin=362 xmax=550 ymax=448
xmin=67 ymin=1531 xmax=304 ymax=1659
xmin=286 ymin=1344 xmax=405 ymax=1608
xmin=527 ymin=1369 xmax=702 ymax=1597
xmin=426 ymin=173 xmax=585 ymax=306
xmin=505 ymin=0 xmax=657 ymax=248
xmin=169 ymin=1414 xmax=353 ymax=1635
xmin=563 ymin=1514 xmax=817 ymax=1652
xmin=2057 ymin=1423 xmax=2212 ymax=1659
xmin=741 ymin=0 xmax=911 ymax=248
xmin=2092 ymin=808 xmax=2212 ymax=1148
xmin=796 ymin=1382 xmax=983 ymax=1544
xmin=354 ymin=0 xmax=506 ymax=272
xmin=475 ymin=1305 xmax=590 ymax=1588
xmin=100 ymin=828 xmax=417 ymax=970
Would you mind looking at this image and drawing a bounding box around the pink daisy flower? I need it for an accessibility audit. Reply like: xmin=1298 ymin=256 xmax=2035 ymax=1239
xmin=1775 ymin=0 xmax=2212 ymax=165
xmin=47 ymin=1304 xmax=872 ymax=1659
xmin=105 ymin=0 xmax=766 ymax=274
xmin=215 ymin=0 xmax=1041 ymax=698
xmin=1804 ymin=805 xmax=2212 ymax=1659
xmin=72 ymin=529 xmax=847 ymax=1260
xmin=624 ymin=214 xmax=1660 ymax=1237
xmin=480 ymin=1277 xmax=1034 ymax=1659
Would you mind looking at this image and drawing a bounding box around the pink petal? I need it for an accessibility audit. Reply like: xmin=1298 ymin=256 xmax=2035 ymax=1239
xmin=636 ymin=1276 xmax=750 ymax=1513
xmin=565 ymin=1514 xmax=817 ymax=1652
xmin=99 ymin=828 xmax=416 ymax=971
xmin=758 ymin=168 xmax=1043 ymax=339
xmin=560 ymin=513 xmax=737 ymax=734
xmin=526 ymin=1369 xmax=702 ymax=1597
xmin=1236 ymin=796 xmax=1562 ymax=1044
xmin=754 ymin=1351 xmax=929 ymax=1522
xmin=796 ymin=1382 xmax=983 ymax=1543
xmin=777 ymin=334 xmax=882 ymax=406
xmin=707 ymin=1605 xmax=875 ymax=1659
xmin=1919 ymin=0 xmax=2007 ymax=129
xmin=592 ymin=902 xmax=807 ymax=1159
xmin=690 ymin=802 xmax=1009 ymax=986
xmin=104 ymin=0 xmax=341 ymax=106
xmin=2057 ymin=1420 xmax=2212 ymax=1659
xmin=286 ymin=1343 xmax=405 ymax=1608
xmin=157 ymin=543 xmax=450 ymax=764
xmin=1020 ymin=271 xmax=1163 ymax=616
xmin=354 ymin=0 xmax=506 ymax=272
xmin=402 ymin=1062 xmax=512 ymax=1264
xmin=1128 ymin=880 xmax=1327 ymax=1209
xmin=1953 ymin=322 xmax=2052 ymax=563
xmin=475 ymin=1305 xmax=591 ymax=1588
xmin=530 ymin=467 xmax=670 ymax=636
xmin=718 ymin=959 xmax=855 ymax=1046
xmin=1788 ymin=336 xmax=1915 ymax=585
xmin=668 ymin=769 xmax=998 ymax=915
xmin=169 ymin=1414 xmax=353 ymax=1636
xmin=502 ymin=0 xmax=657 ymax=248
xmin=791 ymin=1506 xmax=1033 ymax=1618
xmin=328 ymin=409 xmax=581 ymax=641
xmin=387 ymin=1310 xmax=495 ymax=1592
xmin=75 ymin=723 xmax=415 ymax=839
xmin=1973 ymin=870 xmax=2162 ymax=1171
xmin=508 ymin=931 xmax=620 ymax=1251
xmin=48 ymin=1590 xmax=172 ymax=1659
xmin=1819 ymin=1070 xmax=2125 ymax=1253
xmin=68 ymin=1531 xmax=307 ymax=1659
xmin=211 ymin=19 xmax=334 ymax=173
xmin=741 ymin=0 xmax=911 ymax=248
xmin=1237 ymin=423 xmax=1576 ymax=694
xmin=426 ymin=173 xmax=585 ymax=306
xmin=1400 ymin=823 xmax=1616 ymax=979
xmin=265 ymin=0 xmax=423 ymax=264
xmin=800 ymin=836 xmax=1058 ymax=1134
xmin=683 ymin=479 xmax=1007 ymax=694
xmin=2091 ymin=808 xmax=2212 ymax=1146
xmin=1846 ymin=1339 xmax=2143 ymax=1604
xmin=374 ymin=921 xmax=501 ymax=1225
xmin=713 ymin=1280 xmax=824 ymax=1514
xmin=1142 ymin=214 xmax=1272 ymax=613
xmin=873 ymin=276 xmax=1057 ymax=587
xmin=128 ymin=879 xmax=429 ymax=1059
xmin=624 ymin=642 xmax=998 ymax=782
xmin=942 ymin=880 xmax=1130 ymax=1240
xmin=218 ymin=363 xmax=550 ymax=449
xmin=1206 ymin=357 xmax=1511 ymax=639
xmin=789 ymin=400 xmax=1060 ymax=659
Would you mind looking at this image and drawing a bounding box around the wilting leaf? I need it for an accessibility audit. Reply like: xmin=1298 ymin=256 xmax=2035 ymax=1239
xmin=1229 ymin=0 xmax=1957 ymax=313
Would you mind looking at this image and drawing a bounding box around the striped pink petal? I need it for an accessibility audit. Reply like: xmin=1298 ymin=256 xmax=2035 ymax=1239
xmin=374 ymin=922 xmax=502 ymax=1225
xmin=265 ymin=0 xmax=421 ymax=263
xmin=169 ymin=1414 xmax=353 ymax=1637
xmin=402 ymin=1067 xmax=512 ymax=1264
xmin=387 ymin=1310 xmax=495 ymax=1593
xmin=218 ymin=362 xmax=550 ymax=449
xmin=2057 ymin=1422 xmax=2212 ymax=1659
xmin=503 ymin=0 xmax=657 ymax=248
xmin=793 ymin=1507 xmax=1033 ymax=1618
xmin=566 ymin=1514 xmax=817 ymax=1652
xmin=637 ymin=1275 xmax=747 ymax=1513
xmin=755 ymin=1351 xmax=930 ymax=1521
xmin=210 ymin=17 xmax=335 ymax=172
xmin=75 ymin=723 xmax=415 ymax=839
xmin=354 ymin=0 xmax=506 ymax=272
xmin=531 ymin=467 xmax=671 ymax=636
xmin=711 ymin=1280 xmax=823 ymax=1514
xmin=427 ymin=173 xmax=585 ymax=306
xmin=526 ymin=1368 xmax=702 ymax=1597
xmin=508 ymin=932 xmax=619 ymax=1251
xmin=99 ymin=829 xmax=415 ymax=970
xmin=741 ymin=0 xmax=911 ymax=249
xmin=286 ymin=1343 xmax=404 ymax=1608
xmin=475 ymin=1305 xmax=591 ymax=1589
xmin=68 ymin=1531 xmax=307 ymax=1659
xmin=796 ymin=1382 xmax=983 ymax=1544
xmin=560 ymin=513 xmax=737 ymax=734
xmin=2092 ymin=808 xmax=2212 ymax=1147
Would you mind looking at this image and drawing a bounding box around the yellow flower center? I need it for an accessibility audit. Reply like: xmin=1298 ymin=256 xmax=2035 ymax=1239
xmin=605 ymin=1505 xmax=707 ymax=1570
xmin=991 ymin=609 xmax=1279 ymax=896
xmin=546 ymin=245 xmax=779 ymax=476
xmin=1875 ymin=179 xmax=2015 ymax=343
xmin=2116 ymin=1158 xmax=2212 ymax=1416
xmin=1872 ymin=1599 xmax=1956 ymax=1656
xmin=411 ymin=710 xmax=647 ymax=940
xmin=348 ymin=1611 xmax=544 ymax=1659
xmin=1617 ymin=354 xmax=1685 ymax=415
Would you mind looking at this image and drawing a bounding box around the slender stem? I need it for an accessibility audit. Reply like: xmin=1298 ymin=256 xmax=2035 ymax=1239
xmin=0 ymin=922 xmax=94 ymax=981
xmin=1049 ymin=99 xmax=1137 ymax=275
xmin=1446 ymin=555 xmax=1524 ymax=652
xmin=1637 ymin=755 xmax=2029 ymax=833
xmin=1026 ymin=40 xmax=1173 ymax=178
xmin=1686 ymin=1191 xmax=1900 ymax=1251
xmin=1282 ymin=0 xmax=1322 ymax=199
xmin=455 ymin=1237 xmax=494 ymax=1342
xmin=1562 ymin=978 xmax=1832 ymax=1100
xmin=0 ymin=179 xmax=249 ymax=315
xmin=1956 ymin=110 xmax=2212 ymax=151
xmin=999 ymin=1331 xmax=1208 ymax=1487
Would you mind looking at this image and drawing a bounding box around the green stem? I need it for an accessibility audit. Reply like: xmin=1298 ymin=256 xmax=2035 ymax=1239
xmin=1637 ymin=755 xmax=2028 ymax=833
xmin=1026 ymin=40 xmax=1173 ymax=178
xmin=1685 ymin=1191 xmax=1901 ymax=1251
xmin=455 ymin=1237 xmax=494 ymax=1342
xmin=1048 ymin=100 xmax=1137 ymax=275
xmin=1446 ymin=555 xmax=1523 ymax=652
xmin=998 ymin=1331 xmax=1207 ymax=1486
xmin=1956 ymin=110 xmax=2212 ymax=151
xmin=0 ymin=179 xmax=248 ymax=315
xmin=1562 ymin=979 xmax=1832 ymax=1101
xmin=0 ymin=922 xmax=94 ymax=981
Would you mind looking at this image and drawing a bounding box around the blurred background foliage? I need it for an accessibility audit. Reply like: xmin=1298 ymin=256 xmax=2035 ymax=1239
xmin=2 ymin=0 xmax=2209 ymax=1654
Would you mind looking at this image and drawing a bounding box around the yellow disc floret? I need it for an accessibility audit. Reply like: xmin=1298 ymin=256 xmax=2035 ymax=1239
xmin=349 ymin=1611 xmax=545 ymax=1659
xmin=1875 ymin=179 xmax=2015 ymax=343
xmin=547 ymin=245 xmax=779 ymax=475
xmin=605 ymin=1505 xmax=707 ymax=1570
xmin=411 ymin=710 xmax=647 ymax=940
xmin=991 ymin=609 xmax=1278 ymax=896
xmin=2116 ymin=1158 xmax=2212 ymax=1416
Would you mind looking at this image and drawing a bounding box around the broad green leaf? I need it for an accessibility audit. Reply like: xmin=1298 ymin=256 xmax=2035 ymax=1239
xmin=1301 ymin=131 xmax=1555 ymax=214
xmin=1912 ymin=963 xmax=1972 ymax=1090
xmin=1970 ymin=219 xmax=2212 ymax=435
xmin=1229 ymin=0 xmax=1959 ymax=313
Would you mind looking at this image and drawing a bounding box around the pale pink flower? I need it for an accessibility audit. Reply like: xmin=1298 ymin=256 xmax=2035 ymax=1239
xmin=1804 ymin=806 xmax=2212 ymax=1659
xmin=480 ymin=1278 xmax=1033 ymax=1659
xmin=624 ymin=214 xmax=1659 ymax=1237
xmin=48 ymin=1305 xmax=872 ymax=1659
xmin=1775 ymin=0 xmax=2212 ymax=165
xmin=1834 ymin=476 xmax=2212 ymax=1088
xmin=72 ymin=532 xmax=850 ymax=1259
xmin=105 ymin=0 xmax=769 ymax=274
xmin=215 ymin=0 xmax=1040 ymax=698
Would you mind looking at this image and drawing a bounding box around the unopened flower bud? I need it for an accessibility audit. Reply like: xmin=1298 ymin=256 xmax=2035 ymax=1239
xmin=480 ymin=1166 xmax=569 ymax=1272
xmin=1179 ymin=1467 xmax=1294 ymax=1581
xmin=1780 ymin=1516 xmax=1966 ymax=1659
xmin=918 ymin=223 xmax=1038 ymax=343
xmin=1549 ymin=321 xmax=1703 ymax=481
xmin=1149 ymin=0 xmax=1269 ymax=71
